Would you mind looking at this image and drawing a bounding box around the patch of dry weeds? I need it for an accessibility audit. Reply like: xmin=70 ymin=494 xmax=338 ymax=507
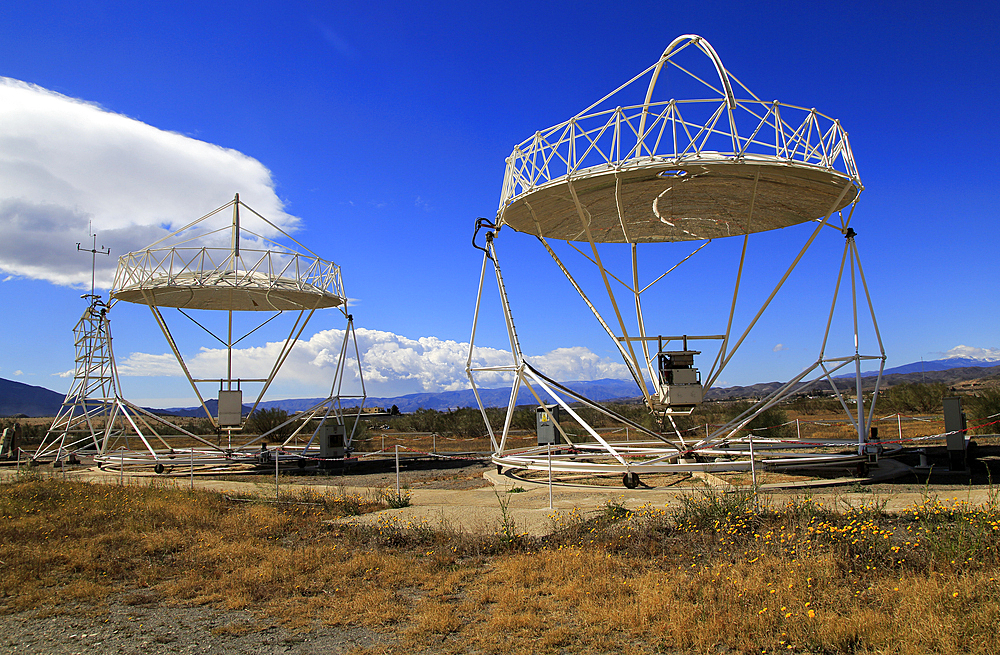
xmin=2 ymin=478 xmax=1000 ymax=653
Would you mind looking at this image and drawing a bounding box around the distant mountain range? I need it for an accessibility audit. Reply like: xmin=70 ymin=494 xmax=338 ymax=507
xmin=832 ymin=357 xmax=1000 ymax=378
xmin=4 ymin=357 xmax=1000 ymax=417
xmin=0 ymin=378 xmax=65 ymax=417
xmin=706 ymin=359 xmax=1000 ymax=401
xmin=162 ymin=378 xmax=641 ymax=416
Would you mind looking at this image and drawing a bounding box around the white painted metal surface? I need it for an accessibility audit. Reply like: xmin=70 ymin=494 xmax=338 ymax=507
xmin=113 ymin=196 xmax=343 ymax=311
xmin=60 ymin=195 xmax=371 ymax=470
xmin=34 ymin=297 xmax=116 ymax=460
xmin=468 ymin=35 xmax=885 ymax=486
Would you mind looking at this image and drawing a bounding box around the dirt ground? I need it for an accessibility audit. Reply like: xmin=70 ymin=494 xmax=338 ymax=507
xmin=225 ymin=454 xmax=496 ymax=492
xmin=0 ymin=600 xmax=383 ymax=654
xmin=3 ymin=445 xmax=999 ymax=654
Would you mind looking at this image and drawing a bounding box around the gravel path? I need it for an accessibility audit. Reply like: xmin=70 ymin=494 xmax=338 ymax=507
xmin=0 ymin=598 xmax=385 ymax=654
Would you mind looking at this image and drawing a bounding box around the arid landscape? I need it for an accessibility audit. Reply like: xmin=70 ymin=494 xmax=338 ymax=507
xmin=2 ymin=410 xmax=999 ymax=654
xmin=4 ymin=380 xmax=1000 ymax=654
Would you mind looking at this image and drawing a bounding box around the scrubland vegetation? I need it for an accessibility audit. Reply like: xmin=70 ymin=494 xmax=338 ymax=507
xmin=350 ymin=381 xmax=1000 ymax=452
xmin=1 ymin=473 xmax=999 ymax=654
xmin=8 ymin=382 xmax=993 ymax=455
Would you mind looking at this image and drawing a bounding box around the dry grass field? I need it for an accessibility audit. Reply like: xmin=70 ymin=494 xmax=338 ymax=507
xmin=1 ymin=470 xmax=999 ymax=654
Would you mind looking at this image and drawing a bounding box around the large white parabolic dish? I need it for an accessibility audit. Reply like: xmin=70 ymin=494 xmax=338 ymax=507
xmin=469 ymin=35 xmax=883 ymax=486
xmin=500 ymin=156 xmax=859 ymax=243
xmin=496 ymin=34 xmax=861 ymax=244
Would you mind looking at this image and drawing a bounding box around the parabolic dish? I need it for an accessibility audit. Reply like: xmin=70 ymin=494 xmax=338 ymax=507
xmin=113 ymin=270 xmax=344 ymax=311
xmin=499 ymin=155 xmax=860 ymax=244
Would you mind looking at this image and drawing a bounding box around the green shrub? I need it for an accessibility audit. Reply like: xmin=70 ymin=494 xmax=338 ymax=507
xmin=719 ymin=401 xmax=794 ymax=438
xmin=878 ymin=382 xmax=947 ymax=414
xmin=964 ymin=388 xmax=1000 ymax=435
xmin=245 ymin=408 xmax=293 ymax=438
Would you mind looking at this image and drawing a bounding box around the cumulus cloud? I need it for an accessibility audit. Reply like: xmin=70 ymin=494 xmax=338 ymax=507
xmin=114 ymin=327 xmax=631 ymax=397
xmin=773 ymin=343 xmax=788 ymax=352
xmin=527 ymin=347 xmax=631 ymax=381
xmin=0 ymin=77 xmax=299 ymax=288
xmin=942 ymin=345 xmax=1000 ymax=362
xmin=114 ymin=352 xmax=184 ymax=377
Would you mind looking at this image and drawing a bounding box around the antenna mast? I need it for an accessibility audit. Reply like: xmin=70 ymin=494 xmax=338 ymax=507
xmin=76 ymin=221 xmax=110 ymax=299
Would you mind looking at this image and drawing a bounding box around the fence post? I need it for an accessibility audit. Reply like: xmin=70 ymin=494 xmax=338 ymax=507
xmin=548 ymin=443 xmax=553 ymax=510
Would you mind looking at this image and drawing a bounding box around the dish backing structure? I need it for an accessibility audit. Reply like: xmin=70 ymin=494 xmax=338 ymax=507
xmin=467 ymin=35 xmax=886 ymax=486
xmin=36 ymin=195 xmax=366 ymax=471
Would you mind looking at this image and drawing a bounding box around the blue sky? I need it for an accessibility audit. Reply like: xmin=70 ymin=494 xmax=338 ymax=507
xmin=0 ymin=0 xmax=997 ymax=407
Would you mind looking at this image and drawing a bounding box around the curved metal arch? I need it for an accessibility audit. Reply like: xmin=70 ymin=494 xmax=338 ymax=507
xmin=639 ymin=34 xmax=739 ymax=153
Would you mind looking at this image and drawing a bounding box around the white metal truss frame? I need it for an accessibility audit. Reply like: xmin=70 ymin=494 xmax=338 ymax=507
xmin=86 ymin=196 xmax=367 ymax=469
xmin=113 ymin=198 xmax=343 ymax=303
xmin=111 ymin=195 xmax=348 ymax=428
xmin=467 ymin=35 xmax=885 ymax=482
xmin=467 ymin=215 xmax=885 ymax=479
xmin=93 ymin=311 xmax=367 ymax=469
xmin=114 ymin=248 xmax=342 ymax=306
xmin=236 ymin=312 xmax=368 ymax=456
xmin=499 ymin=34 xmax=859 ymax=209
xmin=34 ymin=296 xmax=117 ymax=461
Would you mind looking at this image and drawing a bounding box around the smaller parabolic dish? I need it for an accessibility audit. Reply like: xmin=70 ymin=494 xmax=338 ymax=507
xmin=110 ymin=196 xmax=345 ymax=312
xmin=113 ymin=259 xmax=344 ymax=311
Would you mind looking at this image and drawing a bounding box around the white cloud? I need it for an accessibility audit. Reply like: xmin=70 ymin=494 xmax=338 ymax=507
xmin=114 ymin=327 xmax=631 ymax=398
xmin=0 ymin=77 xmax=299 ymax=289
xmin=942 ymin=345 xmax=1000 ymax=362
xmin=13 ymin=370 xmax=23 ymax=376
xmin=773 ymin=343 xmax=788 ymax=352
xmin=114 ymin=352 xmax=184 ymax=377
xmin=527 ymin=347 xmax=631 ymax=381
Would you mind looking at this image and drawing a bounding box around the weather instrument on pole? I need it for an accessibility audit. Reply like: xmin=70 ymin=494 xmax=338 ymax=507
xmin=467 ymin=35 xmax=886 ymax=486
xmin=77 ymin=223 xmax=110 ymax=299
xmin=34 ymin=226 xmax=115 ymax=463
